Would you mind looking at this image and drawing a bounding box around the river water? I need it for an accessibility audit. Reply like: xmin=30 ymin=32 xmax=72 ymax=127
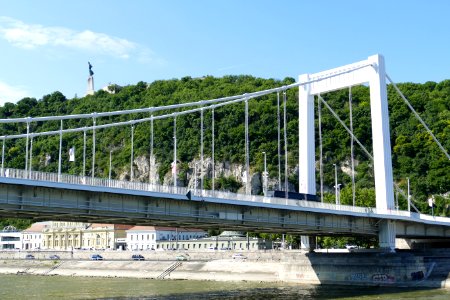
xmin=0 ymin=274 xmax=448 ymax=299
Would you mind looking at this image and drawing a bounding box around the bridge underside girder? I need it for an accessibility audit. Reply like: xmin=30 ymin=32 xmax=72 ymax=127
xmin=0 ymin=183 xmax=448 ymax=240
xmin=0 ymin=183 xmax=378 ymax=237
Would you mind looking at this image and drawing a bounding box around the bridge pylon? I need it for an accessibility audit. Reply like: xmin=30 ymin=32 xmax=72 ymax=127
xmin=298 ymin=54 xmax=396 ymax=251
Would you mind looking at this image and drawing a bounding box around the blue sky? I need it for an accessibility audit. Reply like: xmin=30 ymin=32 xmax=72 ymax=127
xmin=1 ymin=0 xmax=450 ymax=105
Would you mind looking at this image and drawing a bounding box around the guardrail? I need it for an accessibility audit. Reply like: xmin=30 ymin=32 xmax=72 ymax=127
xmin=0 ymin=168 xmax=449 ymax=225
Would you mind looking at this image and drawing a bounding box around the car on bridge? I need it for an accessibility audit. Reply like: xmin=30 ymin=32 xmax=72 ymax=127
xmin=132 ymin=254 xmax=145 ymax=261
xmin=90 ymin=254 xmax=103 ymax=261
xmin=232 ymin=253 xmax=247 ymax=260
xmin=25 ymin=254 xmax=35 ymax=260
xmin=49 ymin=255 xmax=60 ymax=260
xmin=345 ymin=245 xmax=358 ymax=250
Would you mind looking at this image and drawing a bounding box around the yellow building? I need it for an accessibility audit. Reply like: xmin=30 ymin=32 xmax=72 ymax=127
xmin=42 ymin=222 xmax=132 ymax=250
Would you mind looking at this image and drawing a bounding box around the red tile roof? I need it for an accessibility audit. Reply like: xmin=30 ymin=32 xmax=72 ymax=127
xmin=23 ymin=222 xmax=48 ymax=233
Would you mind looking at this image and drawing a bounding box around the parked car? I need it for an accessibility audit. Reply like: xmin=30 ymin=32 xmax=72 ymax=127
xmin=132 ymin=254 xmax=145 ymax=261
xmin=25 ymin=254 xmax=35 ymax=260
xmin=175 ymin=255 xmax=188 ymax=261
xmin=90 ymin=254 xmax=103 ymax=260
xmin=232 ymin=253 xmax=247 ymax=259
xmin=49 ymin=255 xmax=60 ymax=260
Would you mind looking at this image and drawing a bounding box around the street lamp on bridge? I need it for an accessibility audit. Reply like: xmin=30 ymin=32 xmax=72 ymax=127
xmin=333 ymin=163 xmax=339 ymax=205
xmin=262 ymin=152 xmax=267 ymax=196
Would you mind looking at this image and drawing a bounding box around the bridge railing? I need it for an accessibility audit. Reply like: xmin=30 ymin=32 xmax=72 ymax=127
xmin=1 ymin=167 xmax=448 ymax=224
xmin=1 ymin=168 xmax=189 ymax=196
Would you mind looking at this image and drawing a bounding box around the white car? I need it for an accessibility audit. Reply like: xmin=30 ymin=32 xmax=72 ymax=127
xmin=232 ymin=253 xmax=247 ymax=259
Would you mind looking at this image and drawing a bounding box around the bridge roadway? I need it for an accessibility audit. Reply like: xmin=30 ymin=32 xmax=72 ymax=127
xmin=0 ymin=168 xmax=449 ymax=239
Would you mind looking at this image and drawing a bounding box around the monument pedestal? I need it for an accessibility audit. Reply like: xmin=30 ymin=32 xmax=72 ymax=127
xmin=86 ymin=76 xmax=94 ymax=96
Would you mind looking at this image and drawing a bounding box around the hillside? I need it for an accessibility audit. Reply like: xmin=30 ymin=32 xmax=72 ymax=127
xmin=0 ymin=75 xmax=448 ymax=217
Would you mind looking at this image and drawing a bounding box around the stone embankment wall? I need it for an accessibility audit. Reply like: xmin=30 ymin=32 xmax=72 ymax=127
xmin=0 ymin=250 xmax=448 ymax=288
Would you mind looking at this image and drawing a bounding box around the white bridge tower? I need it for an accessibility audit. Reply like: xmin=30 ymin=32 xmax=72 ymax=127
xmin=299 ymin=54 xmax=396 ymax=251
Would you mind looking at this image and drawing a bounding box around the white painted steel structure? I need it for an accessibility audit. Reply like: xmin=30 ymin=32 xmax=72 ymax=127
xmin=299 ymin=54 xmax=396 ymax=250
xmin=0 ymin=54 xmax=448 ymax=252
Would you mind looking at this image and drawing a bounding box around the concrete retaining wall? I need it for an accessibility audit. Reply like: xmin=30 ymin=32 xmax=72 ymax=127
xmin=1 ymin=250 xmax=448 ymax=288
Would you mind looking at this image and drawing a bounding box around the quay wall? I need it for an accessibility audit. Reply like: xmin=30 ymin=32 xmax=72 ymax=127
xmin=0 ymin=249 xmax=448 ymax=288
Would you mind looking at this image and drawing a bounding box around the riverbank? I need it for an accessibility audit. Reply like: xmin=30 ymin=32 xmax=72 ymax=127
xmin=0 ymin=249 xmax=449 ymax=288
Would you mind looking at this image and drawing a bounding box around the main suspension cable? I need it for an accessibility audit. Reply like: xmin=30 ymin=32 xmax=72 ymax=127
xmin=386 ymin=74 xmax=450 ymax=160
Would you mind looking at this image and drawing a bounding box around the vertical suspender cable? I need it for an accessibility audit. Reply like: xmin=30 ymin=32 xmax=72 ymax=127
xmin=92 ymin=116 xmax=97 ymax=178
xmin=173 ymin=117 xmax=177 ymax=188
xmin=58 ymin=120 xmax=63 ymax=180
xmin=211 ymin=108 xmax=215 ymax=193
xmin=200 ymin=107 xmax=204 ymax=192
xmin=244 ymin=98 xmax=250 ymax=195
xmin=149 ymin=115 xmax=154 ymax=184
xmin=277 ymin=92 xmax=281 ymax=190
xmin=283 ymin=91 xmax=288 ymax=198
xmin=130 ymin=124 xmax=135 ymax=181
xmin=349 ymin=87 xmax=356 ymax=206
xmin=25 ymin=120 xmax=30 ymax=172
xmin=108 ymin=150 xmax=112 ymax=180
xmin=29 ymin=136 xmax=33 ymax=174
xmin=1 ymin=138 xmax=5 ymax=174
xmin=318 ymin=94 xmax=324 ymax=202
xmin=83 ymin=128 xmax=86 ymax=177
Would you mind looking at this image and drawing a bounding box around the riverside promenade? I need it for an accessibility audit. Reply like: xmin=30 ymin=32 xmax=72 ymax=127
xmin=0 ymin=249 xmax=449 ymax=288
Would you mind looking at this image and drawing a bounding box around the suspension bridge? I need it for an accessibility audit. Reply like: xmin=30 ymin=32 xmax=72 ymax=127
xmin=0 ymin=54 xmax=449 ymax=251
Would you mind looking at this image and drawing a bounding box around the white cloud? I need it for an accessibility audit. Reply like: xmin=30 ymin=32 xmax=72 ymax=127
xmin=0 ymin=17 xmax=152 ymax=60
xmin=0 ymin=80 xmax=30 ymax=105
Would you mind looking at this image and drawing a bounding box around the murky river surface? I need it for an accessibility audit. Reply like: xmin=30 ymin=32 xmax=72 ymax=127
xmin=0 ymin=274 xmax=448 ymax=299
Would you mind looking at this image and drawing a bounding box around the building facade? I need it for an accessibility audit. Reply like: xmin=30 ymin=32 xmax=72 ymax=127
xmin=126 ymin=226 xmax=207 ymax=250
xmin=21 ymin=222 xmax=46 ymax=250
xmin=42 ymin=222 xmax=132 ymax=250
xmin=0 ymin=226 xmax=21 ymax=250
xmin=157 ymin=231 xmax=272 ymax=251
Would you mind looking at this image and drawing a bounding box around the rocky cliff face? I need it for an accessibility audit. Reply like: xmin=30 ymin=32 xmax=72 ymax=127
xmin=120 ymin=155 xmax=300 ymax=195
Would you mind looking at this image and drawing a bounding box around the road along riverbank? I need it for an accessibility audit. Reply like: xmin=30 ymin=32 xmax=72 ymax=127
xmin=0 ymin=249 xmax=449 ymax=288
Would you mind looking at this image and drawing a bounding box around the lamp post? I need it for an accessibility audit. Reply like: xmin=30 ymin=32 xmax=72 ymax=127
xmin=337 ymin=183 xmax=342 ymax=205
xmin=262 ymin=152 xmax=267 ymax=196
xmin=333 ymin=164 xmax=338 ymax=205
xmin=194 ymin=163 xmax=198 ymax=195
xmin=108 ymin=150 xmax=112 ymax=180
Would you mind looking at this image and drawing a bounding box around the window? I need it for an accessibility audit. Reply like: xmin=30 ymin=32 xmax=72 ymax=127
xmin=147 ymin=234 xmax=149 ymax=240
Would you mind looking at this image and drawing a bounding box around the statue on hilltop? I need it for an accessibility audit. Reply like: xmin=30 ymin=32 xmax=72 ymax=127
xmin=88 ymin=62 xmax=94 ymax=76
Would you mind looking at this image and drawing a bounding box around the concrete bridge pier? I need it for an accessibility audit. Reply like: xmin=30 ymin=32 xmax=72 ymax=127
xmin=300 ymin=235 xmax=317 ymax=252
xmin=378 ymin=219 xmax=396 ymax=252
